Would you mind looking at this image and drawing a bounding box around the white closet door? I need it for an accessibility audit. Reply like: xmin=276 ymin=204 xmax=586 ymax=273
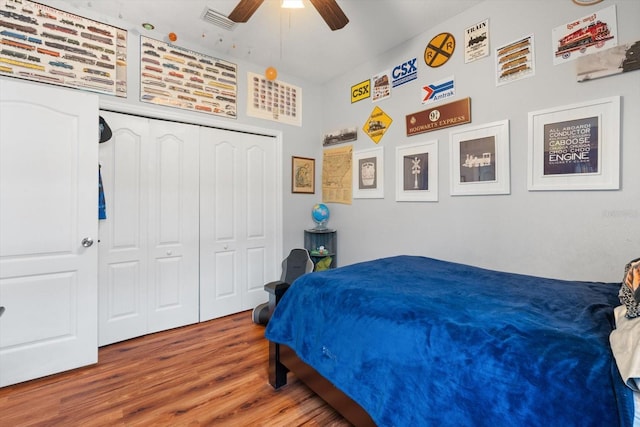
xmin=98 ymin=113 xmax=199 ymax=345
xmin=199 ymin=128 xmax=278 ymax=321
xmin=146 ymin=119 xmax=200 ymax=334
xmin=0 ymin=79 xmax=98 ymax=387
xmin=98 ymin=111 xmax=149 ymax=345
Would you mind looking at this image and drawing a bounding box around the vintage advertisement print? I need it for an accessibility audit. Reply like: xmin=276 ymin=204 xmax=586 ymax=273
xmin=552 ymin=5 xmax=617 ymax=65
xmin=371 ymin=70 xmax=391 ymax=102
xmin=0 ymin=0 xmax=127 ymax=96
xmin=141 ymin=36 xmax=236 ymax=118
xmin=465 ymin=19 xmax=489 ymax=63
xmin=421 ymin=75 xmax=455 ymax=105
xmin=495 ymin=34 xmax=535 ymax=86
xmin=352 ymin=146 xmax=384 ymax=199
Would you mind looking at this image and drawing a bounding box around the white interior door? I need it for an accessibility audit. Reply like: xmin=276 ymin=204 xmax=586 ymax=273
xmin=98 ymin=112 xmax=199 ymax=345
xmin=0 ymin=79 xmax=98 ymax=387
xmin=199 ymin=128 xmax=278 ymax=321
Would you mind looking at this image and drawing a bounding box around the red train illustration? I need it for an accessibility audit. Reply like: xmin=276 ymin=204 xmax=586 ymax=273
xmin=555 ymin=20 xmax=613 ymax=56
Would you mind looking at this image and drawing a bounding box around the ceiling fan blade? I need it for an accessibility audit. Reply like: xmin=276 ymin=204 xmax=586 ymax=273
xmin=309 ymin=0 xmax=349 ymax=31
xmin=228 ymin=0 xmax=265 ymax=23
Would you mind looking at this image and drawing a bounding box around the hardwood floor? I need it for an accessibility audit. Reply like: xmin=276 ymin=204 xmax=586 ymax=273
xmin=0 ymin=311 xmax=351 ymax=426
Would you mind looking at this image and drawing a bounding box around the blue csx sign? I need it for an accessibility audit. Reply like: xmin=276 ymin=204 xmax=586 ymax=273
xmin=391 ymin=58 xmax=418 ymax=87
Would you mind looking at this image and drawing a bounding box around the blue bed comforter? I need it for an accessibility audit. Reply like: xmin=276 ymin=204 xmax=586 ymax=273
xmin=265 ymin=256 xmax=632 ymax=426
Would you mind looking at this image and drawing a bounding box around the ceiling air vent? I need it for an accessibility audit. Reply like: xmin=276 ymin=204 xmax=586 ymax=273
xmin=201 ymin=7 xmax=237 ymax=31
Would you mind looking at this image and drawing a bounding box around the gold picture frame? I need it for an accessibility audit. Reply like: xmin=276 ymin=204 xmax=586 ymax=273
xmin=292 ymin=156 xmax=315 ymax=194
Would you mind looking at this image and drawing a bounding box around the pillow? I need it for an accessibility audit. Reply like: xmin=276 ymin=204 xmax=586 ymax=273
xmin=610 ymin=305 xmax=640 ymax=392
xmin=619 ymin=258 xmax=640 ymax=319
xmin=314 ymin=256 xmax=332 ymax=271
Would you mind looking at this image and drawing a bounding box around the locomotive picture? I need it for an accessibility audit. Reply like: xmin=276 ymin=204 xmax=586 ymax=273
xmin=552 ymin=4 xmax=618 ymax=65
xmin=555 ymin=20 xmax=613 ymax=57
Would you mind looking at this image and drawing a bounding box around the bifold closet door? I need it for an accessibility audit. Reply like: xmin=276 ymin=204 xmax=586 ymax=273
xmin=0 ymin=79 xmax=98 ymax=387
xmin=98 ymin=112 xmax=199 ymax=346
xmin=199 ymin=128 xmax=279 ymax=321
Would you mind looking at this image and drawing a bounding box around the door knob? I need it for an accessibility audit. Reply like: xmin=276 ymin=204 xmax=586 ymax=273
xmin=81 ymin=237 xmax=94 ymax=247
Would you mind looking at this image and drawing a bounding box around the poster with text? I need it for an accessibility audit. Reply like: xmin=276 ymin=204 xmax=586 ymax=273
xmin=464 ymin=19 xmax=489 ymax=63
xmin=371 ymin=70 xmax=391 ymax=102
xmin=543 ymin=116 xmax=599 ymax=175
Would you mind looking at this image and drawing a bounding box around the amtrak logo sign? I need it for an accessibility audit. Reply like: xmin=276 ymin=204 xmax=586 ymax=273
xmin=422 ymin=75 xmax=455 ymax=105
xmin=391 ymin=57 xmax=418 ymax=88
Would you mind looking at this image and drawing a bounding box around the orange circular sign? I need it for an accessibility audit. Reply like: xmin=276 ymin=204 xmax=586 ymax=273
xmin=424 ymin=32 xmax=456 ymax=68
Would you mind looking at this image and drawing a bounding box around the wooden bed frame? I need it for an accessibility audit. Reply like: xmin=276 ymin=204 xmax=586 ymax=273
xmin=265 ymin=282 xmax=376 ymax=427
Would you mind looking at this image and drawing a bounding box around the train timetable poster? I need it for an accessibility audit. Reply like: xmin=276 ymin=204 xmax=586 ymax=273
xmin=0 ymin=0 xmax=127 ymax=96
xmin=247 ymin=71 xmax=302 ymax=127
xmin=139 ymin=36 xmax=237 ymax=119
xmin=552 ymin=5 xmax=617 ymax=66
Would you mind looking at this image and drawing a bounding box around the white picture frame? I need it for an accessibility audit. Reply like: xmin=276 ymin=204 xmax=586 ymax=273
xmin=449 ymin=120 xmax=510 ymax=196
xmin=395 ymin=140 xmax=438 ymax=202
xmin=353 ymin=147 xmax=384 ymax=199
xmin=527 ymin=96 xmax=620 ymax=191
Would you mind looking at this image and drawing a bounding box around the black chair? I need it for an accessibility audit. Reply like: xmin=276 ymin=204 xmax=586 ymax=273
xmin=252 ymin=248 xmax=313 ymax=325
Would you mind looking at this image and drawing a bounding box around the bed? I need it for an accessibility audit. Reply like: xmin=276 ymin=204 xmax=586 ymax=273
xmin=264 ymin=255 xmax=638 ymax=427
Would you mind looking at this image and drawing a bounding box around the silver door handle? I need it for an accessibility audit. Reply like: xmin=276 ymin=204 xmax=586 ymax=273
xmin=81 ymin=237 xmax=94 ymax=247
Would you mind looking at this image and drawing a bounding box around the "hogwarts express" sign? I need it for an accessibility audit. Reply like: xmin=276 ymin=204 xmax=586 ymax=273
xmin=406 ymin=98 xmax=471 ymax=136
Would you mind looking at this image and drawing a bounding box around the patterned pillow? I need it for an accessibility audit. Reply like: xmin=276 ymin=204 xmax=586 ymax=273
xmin=619 ymin=257 xmax=640 ymax=318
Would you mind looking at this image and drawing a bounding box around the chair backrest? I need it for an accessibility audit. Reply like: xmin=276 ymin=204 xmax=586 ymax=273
xmin=281 ymin=249 xmax=314 ymax=284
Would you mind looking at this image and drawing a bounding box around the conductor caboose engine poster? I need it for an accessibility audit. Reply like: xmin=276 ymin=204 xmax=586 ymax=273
xmin=552 ymin=5 xmax=617 ymax=65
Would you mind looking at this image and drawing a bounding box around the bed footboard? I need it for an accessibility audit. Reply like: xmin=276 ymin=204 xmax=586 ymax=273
xmin=265 ymin=281 xmax=375 ymax=426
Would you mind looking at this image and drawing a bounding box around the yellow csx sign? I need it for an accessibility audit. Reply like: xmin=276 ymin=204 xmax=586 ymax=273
xmin=351 ymin=79 xmax=371 ymax=103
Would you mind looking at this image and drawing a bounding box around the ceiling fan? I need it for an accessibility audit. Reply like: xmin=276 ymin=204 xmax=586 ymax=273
xmin=228 ymin=0 xmax=349 ymax=31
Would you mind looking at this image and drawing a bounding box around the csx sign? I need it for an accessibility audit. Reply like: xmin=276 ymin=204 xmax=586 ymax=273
xmin=351 ymin=79 xmax=371 ymax=103
xmin=391 ymin=58 xmax=418 ymax=88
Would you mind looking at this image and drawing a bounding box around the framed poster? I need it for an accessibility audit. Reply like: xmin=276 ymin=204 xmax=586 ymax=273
xmin=292 ymin=156 xmax=315 ymax=194
xmin=527 ymin=96 xmax=620 ymax=191
xmin=0 ymin=0 xmax=127 ymax=96
xmin=495 ymin=34 xmax=535 ymax=86
xmin=396 ymin=140 xmax=438 ymax=202
xmin=450 ymin=120 xmax=510 ymax=196
xmin=353 ymin=147 xmax=384 ymax=199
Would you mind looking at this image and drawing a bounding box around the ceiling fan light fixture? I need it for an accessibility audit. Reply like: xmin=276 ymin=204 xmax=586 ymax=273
xmin=281 ymin=0 xmax=305 ymax=9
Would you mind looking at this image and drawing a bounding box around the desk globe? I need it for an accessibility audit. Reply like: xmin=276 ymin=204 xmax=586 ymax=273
xmin=311 ymin=203 xmax=330 ymax=229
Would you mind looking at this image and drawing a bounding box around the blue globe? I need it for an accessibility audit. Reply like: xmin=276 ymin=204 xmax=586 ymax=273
xmin=311 ymin=203 xmax=330 ymax=229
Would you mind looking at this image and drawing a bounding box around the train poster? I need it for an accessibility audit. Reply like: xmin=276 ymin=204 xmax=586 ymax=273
xmin=552 ymin=4 xmax=617 ymax=65
xmin=495 ymin=34 xmax=535 ymax=86
xmin=0 ymin=0 xmax=127 ymax=97
xmin=139 ymin=36 xmax=237 ymax=119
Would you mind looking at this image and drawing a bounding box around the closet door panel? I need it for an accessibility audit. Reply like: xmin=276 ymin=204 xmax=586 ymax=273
xmin=147 ymin=120 xmax=199 ymax=334
xmin=98 ymin=112 xmax=148 ymax=346
xmin=200 ymin=134 xmax=243 ymax=320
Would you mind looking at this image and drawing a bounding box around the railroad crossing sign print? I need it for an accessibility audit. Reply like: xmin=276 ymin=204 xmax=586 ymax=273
xmin=424 ymin=32 xmax=456 ymax=67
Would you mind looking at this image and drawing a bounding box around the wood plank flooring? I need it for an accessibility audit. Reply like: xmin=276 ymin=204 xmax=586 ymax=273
xmin=0 ymin=311 xmax=351 ymax=426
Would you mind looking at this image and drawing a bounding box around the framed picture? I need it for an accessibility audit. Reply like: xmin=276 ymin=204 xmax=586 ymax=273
xmin=396 ymin=141 xmax=438 ymax=202
xmin=292 ymin=156 xmax=315 ymax=194
xmin=449 ymin=120 xmax=510 ymax=196
xmin=353 ymin=147 xmax=384 ymax=199
xmin=527 ymin=96 xmax=620 ymax=191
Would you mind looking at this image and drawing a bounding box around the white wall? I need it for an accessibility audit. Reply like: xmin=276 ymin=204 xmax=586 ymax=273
xmin=318 ymin=0 xmax=640 ymax=282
